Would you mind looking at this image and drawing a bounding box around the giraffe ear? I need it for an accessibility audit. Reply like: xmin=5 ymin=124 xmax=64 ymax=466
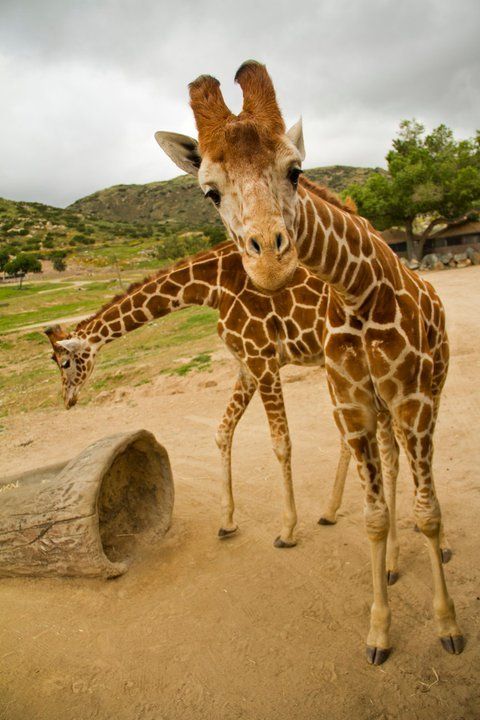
xmin=55 ymin=337 xmax=86 ymax=354
xmin=286 ymin=117 xmax=306 ymax=161
xmin=154 ymin=131 xmax=201 ymax=176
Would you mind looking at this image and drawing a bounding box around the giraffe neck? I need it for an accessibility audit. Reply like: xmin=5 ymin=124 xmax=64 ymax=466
xmin=75 ymin=245 xmax=229 ymax=347
xmin=294 ymin=183 xmax=394 ymax=307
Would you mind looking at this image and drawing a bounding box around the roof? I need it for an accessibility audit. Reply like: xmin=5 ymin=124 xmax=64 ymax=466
xmin=381 ymin=229 xmax=406 ymax=245
xmin=380 ymin=220 xmax=480 ymax=245
xmin=433 ymin=220 xmax=480 ymax=239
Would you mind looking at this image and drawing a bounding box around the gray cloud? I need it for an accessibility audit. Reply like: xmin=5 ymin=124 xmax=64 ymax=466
xmin=1 ymin=0 xmax=479 ymax=206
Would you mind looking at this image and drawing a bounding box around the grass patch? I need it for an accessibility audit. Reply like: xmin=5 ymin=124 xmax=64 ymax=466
xmin=167 ymin=352 xmax=212 ymax=376
xmin=0 ymin=279 xmax=126 ymax=334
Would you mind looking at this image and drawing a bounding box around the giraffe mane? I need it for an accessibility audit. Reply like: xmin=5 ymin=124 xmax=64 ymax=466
xmin=299 ymin=176 xmax=357 ymax=215
xmin=75 ymin=240 xmax=234 ymax=333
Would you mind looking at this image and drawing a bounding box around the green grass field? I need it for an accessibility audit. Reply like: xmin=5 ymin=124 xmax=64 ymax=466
xmin=0 ymin=275 xmax=220 ymax=417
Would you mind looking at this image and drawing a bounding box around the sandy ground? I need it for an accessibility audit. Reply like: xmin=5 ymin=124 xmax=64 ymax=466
xmin=0 ymin=266 xmax=479 ymax=720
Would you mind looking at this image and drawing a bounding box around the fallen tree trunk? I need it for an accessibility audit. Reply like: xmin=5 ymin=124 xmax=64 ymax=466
xmin=0 ymin=429 xmax=174 ymax=578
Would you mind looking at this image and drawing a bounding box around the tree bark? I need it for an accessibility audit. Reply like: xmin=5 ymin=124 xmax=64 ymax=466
xmin=405 ymin=220 xmax=425 ymax=261
xmin=0 ymin=430 xmax=174 ymax=578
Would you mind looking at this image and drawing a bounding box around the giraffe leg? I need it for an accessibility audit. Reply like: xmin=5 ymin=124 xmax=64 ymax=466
xmin=333 ymin=406 xmax=392 ymax=664
xmin=401 ymin=421 xmax=452 ymax=563
xmin=439 ymin=524 xmax=452 ymax=564
xmin=215 ymin=369 xmax=257 ymax=538
xmin=432 ymin=396 xmax=453 ymax=563
xmin=394 ymin=399 xmax=464 ymax=653
xmin=256 ymin=368 xmax=297 ymax=548
xmin=377 ymin=414 xmax=400 ymax=586
xmin=318 ymin=439 xmax=351 ymax=525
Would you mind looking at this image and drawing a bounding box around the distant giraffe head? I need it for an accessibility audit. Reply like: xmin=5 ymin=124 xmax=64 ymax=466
xmin=155 ymin=61 xmax=305 ymax=292
xmin=45 ymin=325 xmax=96 ymax=408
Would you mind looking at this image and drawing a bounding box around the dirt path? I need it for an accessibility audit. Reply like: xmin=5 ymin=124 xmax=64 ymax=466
xmin=0 ymin=267 xmax=479 ymax=720
xmin=10 ymin=313 xmax=90 ymax=334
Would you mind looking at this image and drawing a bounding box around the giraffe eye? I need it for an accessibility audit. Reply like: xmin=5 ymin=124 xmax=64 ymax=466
xmin=204 ymin=188 xmax=221 ymax=206
xmin=61 ymin=359 xmax=71 ymax=369
xmin=288 ymin=167 xmax=303 ymax=187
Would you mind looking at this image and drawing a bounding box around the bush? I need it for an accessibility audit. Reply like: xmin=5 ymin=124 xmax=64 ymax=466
xmin=52 ymin=256 xmax=67 ymax=272
xmin=72 ymin=234 xmax=95 ymax=245
xmin=199 ymin=225 xmax=227 ymax=246
xmin=0 ymin=249 xmax=10 ymax=271
xmin=25 ymin=241 xmax=41 ymax=251
xmin=154 ymin=232 xmax=211 ymax=262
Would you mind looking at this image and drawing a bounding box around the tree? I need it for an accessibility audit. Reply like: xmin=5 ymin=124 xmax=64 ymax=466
xmin=346 ymin=121 xmax=480 ymax=259
xmin=4 ymin=253 xmax=42 ymax=275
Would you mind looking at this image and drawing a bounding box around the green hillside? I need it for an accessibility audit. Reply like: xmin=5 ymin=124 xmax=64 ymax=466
xmin=0 ymin=166 xmax=384 ymax=273
xmin=67 ymin=165 xmax=385 ymax=225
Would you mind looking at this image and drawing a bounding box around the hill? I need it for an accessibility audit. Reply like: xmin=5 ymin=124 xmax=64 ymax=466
xmin=67 ymin=166 xmax=385 ymax=226
xmin=0 ymin=166 xmax=384 ymax=273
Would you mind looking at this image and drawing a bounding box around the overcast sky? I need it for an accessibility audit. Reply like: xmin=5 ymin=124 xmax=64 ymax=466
xmin=1 ymin=0 xmax=479 ymax=207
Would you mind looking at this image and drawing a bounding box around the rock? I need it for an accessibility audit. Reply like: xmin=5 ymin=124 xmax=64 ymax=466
xmin=114 ymin=388 xmax=128 ymax=403
xmin=453 ymin=252 xmax=467 ymax=263
xmin=456 ymin=258 xmax=472 ymax=268
xmin=202 ymin=379 xmax=217 ymax=388
xmin=433 ymin=261 xmax=445 ymax=271
xmin=399 ymin=257 xmax=409 ymax=267
xmin=407 ymin=258 xmax=420 ymax=270
xmin=96 ymin=390 xmax=112 ymax=403
xmin=440 ymin=252 xmax=453 ymax=265
xmin=465 ymin=247 xmax=480 ymax=265
xmin=421 ymin=253 xmax=439 ymax=270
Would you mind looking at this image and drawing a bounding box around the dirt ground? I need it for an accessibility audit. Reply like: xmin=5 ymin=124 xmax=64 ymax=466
xmin=0 ymin=267 xmax=479 ymax=720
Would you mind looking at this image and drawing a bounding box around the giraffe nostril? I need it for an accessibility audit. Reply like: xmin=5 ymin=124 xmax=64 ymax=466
xmin=247 ymin=237 xmax=261 ymax=256
xmin=275 ymin=233 xmax=289 ymax=255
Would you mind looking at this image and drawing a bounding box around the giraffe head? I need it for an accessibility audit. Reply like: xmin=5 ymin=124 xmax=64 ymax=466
xmin=155 ymin=61 xmax=305 ymax=292
xmin=45 ymin=325 xmax=97 ymax=408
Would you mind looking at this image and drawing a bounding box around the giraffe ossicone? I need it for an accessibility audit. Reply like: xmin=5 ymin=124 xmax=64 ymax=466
xmin=155 ymin=59 xmax=464 ymax=664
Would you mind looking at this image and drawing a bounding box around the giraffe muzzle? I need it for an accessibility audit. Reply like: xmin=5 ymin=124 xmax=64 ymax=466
xmin=64 ymin=391 xmax=78 ymax=409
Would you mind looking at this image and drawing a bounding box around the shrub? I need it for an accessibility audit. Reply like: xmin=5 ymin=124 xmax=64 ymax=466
xmin=0 ymin=249 xmax=10 ymax=271
xmin=52 ymin=256 xmax=67 ymax=272
xmin=72 ymin=234 xmax=95 ymax=245
xmin=154 ymin=232 xmax=210 ymax=262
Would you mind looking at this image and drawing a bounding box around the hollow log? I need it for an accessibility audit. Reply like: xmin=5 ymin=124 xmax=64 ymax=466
xmin=0 ymin=430 xmax=174 ymax=578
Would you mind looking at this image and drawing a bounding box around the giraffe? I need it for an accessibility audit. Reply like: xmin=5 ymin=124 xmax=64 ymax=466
xmin=45 ymin=241 xmax=353 ymax=547
xmin=154 ymin=60 xmax=464 ymax=663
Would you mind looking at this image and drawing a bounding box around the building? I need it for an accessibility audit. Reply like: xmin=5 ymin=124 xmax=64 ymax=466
xmin=381 ymin=220 xmax=480 ymax=258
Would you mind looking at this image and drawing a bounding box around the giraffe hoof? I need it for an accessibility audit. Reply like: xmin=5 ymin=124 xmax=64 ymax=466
xmin=366 ymin=646 xmax=391 ymax=665
xmin=218 ymin=526 xmax=238 ymax=538
xmin=441 ymin=548 xmax=453 ymax=564
xmin=273 ymin=536 xmax=297 ymax=549
xmin=318 ymin=516 xmax=336 ymax=526
xmin=387 ymin=570 xmax=399 ymax=586
xmin=440 ymin=635 xmax=465 ymax=655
